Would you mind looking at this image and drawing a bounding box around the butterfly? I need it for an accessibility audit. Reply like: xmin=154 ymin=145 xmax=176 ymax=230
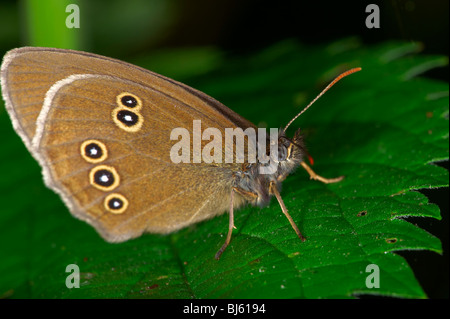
xmin=1 ymin=47 xmax=360 ymax=259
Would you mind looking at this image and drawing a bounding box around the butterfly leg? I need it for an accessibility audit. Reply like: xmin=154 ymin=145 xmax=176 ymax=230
xmin=215 ymin=188 xmax=236 ymax=260
xmin=269 ymin=182 xmax=306 ymax=242
xmin=300 ymin=161 xmax=344 ymax=184
xmin=215 ymin=187 xmax=258 ymax=260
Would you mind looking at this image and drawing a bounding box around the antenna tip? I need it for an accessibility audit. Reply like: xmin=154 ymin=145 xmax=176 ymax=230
xmin=342 ymin=67 xmax=362 ymax=76
xmin=283 ymin=66 xmax=362 ymax=132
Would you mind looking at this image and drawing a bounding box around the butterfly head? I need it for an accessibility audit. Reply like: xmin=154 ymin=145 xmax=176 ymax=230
xmin=275 ymin=128 xmax=305 ymax=175
xmin=232 ymin=128 xmax=306 ymax=207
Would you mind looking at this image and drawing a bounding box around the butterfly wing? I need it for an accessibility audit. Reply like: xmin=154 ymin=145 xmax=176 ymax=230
xmin=1 ymin=47 xmax=256 ymax=242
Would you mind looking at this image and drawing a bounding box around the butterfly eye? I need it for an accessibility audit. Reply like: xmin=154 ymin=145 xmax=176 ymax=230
xmin=89 ymin=165 xmax=120 ymax=191
xmin=276 ymin=144 xmax=289 ymax=162
xmin=104 ymin=193 xmax=129 ymax=214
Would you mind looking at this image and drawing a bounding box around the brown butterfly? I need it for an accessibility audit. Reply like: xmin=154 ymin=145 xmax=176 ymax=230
xmin=1 ymin=47 xmax=360 ymax=259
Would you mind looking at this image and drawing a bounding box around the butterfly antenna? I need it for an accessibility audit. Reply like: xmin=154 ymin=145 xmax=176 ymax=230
xmin=283 ymin=67 xmax=362 ymax=133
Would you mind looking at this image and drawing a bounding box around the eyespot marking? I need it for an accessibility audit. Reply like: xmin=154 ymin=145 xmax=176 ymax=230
xmin=89 ymin=165 xmax=120 ymax=191
xmin=116 ymin=92 xmax=142 ymax=111
xmin=385 ymin=238 xmax=398 ymax=244
xmin=104 ymin=193 xmax=128 ymax=214
xmin=80 ymin=139 xmax=108 ymax=163
xmin=112 ymin=108 xmax=143 ymax=132
xmin=357 ymin=210 xmax=367 ymax=217
xmin=117 ymin=109 xmax=139 ymax=126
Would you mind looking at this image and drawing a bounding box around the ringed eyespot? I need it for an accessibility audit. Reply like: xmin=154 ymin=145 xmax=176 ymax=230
xmin=117 ymin=109 xmax=139 ymax=126
xmin=89 ymin=165 xmax=120 ymax=191
xmin=116 ymin=92 xmax=142 ymax=111
xmin=104 ymin=193 xmax=128 ymax=214
xmin=385 ymin=238 xmax=398 ymax=244
xmin=80 ymin=139 xmax=108 ymax=163
xmin=112 ymin=108 xmax=143 ymax=132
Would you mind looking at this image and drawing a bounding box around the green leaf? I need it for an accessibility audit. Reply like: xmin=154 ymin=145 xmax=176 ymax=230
xmin=0 ymin=39 xmax=448 ymax=299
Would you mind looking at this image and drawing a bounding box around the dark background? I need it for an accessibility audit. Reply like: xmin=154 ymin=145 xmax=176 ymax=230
xmin=88 ymin=1 xmax=449 ymax=81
